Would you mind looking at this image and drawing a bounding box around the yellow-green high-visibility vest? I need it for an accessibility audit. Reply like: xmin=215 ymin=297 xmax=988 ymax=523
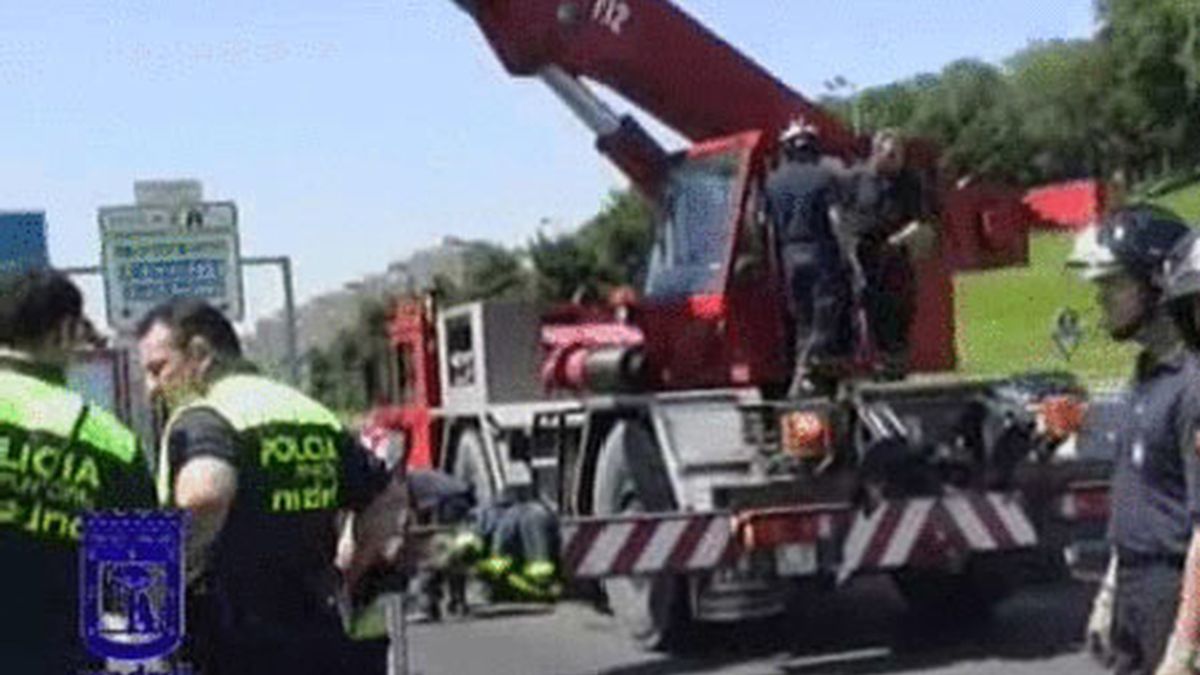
xmin=157 ymin=373 xmax=392 ymax=638
xmin=0 ymin=368 xmax=151 ymax=542
xmin=157 ymin=373 xmax=345 ymax=506
xmin=0 ymin=365 xmax=154 ymax=674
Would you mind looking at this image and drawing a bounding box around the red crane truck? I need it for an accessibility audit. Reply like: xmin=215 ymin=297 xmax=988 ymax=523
xmin=362 ymin=0 xmax=1112 ymax=651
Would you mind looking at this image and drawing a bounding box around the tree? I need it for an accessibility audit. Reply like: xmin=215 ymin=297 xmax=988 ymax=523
xmin=528 ymin=189 xmax=654 ymax=304
xmin=461 ymin=244 xmax=530 ymax=301
xmin=1096 ymin=0 xmax=1200 ymax=175
xmin=577 ymin=190 xmax=655 ymax=287
xmin=305 ymin=348 xmax=336 ymax=407
xmin=904 ymin=59 xmax=1026 ymax=181
xmin=1006 ymin=39 xmax=1120 ymax=181
xmin=305 ymin=294 xmax=398 ymax=413
xmin=852 ymin=76 xmax=939 ymax=134
xmin=528 ymin=231 xmax=599 ymax=302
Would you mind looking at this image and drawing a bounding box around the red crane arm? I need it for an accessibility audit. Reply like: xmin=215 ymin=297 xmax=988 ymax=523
xmin=454 ymin=0 xmax=859 ymax=156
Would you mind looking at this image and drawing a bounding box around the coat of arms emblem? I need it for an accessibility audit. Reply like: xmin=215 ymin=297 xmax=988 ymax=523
xmin=80 ymin=511 xmax=186 ymax=663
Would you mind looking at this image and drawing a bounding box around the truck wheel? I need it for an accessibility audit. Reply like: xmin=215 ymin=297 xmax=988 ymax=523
xmin=893 ymin=560 xmax=1013 ymax=623
xmin=452 ymin=428 xmax=496 ymax=506
xmin=592 ymin=421 xmax=693 ymax=652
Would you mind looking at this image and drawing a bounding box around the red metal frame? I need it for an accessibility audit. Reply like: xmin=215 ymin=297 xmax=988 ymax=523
xmin=633 ymin=131 xmax=792 ymax=388
xmin=364 ymin=297 xmax=442 ymax=471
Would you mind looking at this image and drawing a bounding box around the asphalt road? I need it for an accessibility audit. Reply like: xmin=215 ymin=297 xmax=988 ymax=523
xmin=403 ymin=577 xmax=1106 ymax=675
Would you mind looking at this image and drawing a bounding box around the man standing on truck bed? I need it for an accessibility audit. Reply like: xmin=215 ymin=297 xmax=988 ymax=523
xmin=1069 ymin=205 xmax=1200 ymax=675
xmin=764 ymin=119 xmax=853 ymax=396
xmin=837 ymin=129 xmax=934 ymax=379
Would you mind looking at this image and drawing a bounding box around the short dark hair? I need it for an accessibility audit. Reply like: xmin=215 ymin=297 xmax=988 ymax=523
xmin=135 ymin=298 xmax=242 ymax=359
xmin=0 ymin=270 xmax=84 ymax=348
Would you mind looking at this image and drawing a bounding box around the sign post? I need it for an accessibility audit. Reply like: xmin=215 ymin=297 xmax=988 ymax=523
xmin=99 ymin=195 xmax=244 ymax=332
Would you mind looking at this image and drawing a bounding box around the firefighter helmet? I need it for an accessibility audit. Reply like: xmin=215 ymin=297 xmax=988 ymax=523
xmin=779 ymin=118 xmax=818 ymax=148
xmin=1162 ymin=229 xmax=1200 ymax=349
xmin=1163 ymin=230 xmax=1200 ymax=303
xmin=1067 ymin=205 xmax=1190 ymax=288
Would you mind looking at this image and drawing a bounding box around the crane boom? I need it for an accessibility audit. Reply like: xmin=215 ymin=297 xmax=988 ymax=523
xmin=450 ymin=0 xmax=1034 ymax=376
xmin=452 ymin=0 xmax=859 ymax=156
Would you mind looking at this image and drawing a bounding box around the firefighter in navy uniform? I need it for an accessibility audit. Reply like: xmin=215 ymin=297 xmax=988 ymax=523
xmin=467 ymin=488 xmax=562 ymax=603
xmin=764 ymin=119 xmax=854 ymax=396
xmin=1068 ymin=206 xmax=1200 ymax=675
xmin=135 ymin=298 xmax=396 ymax=675
xmin=1150 ymin=229 xmax=1200 ymax=674
xmin=838 ymin=129 xmax=935 ymax=379
xmin=0 ymin=270 xmax=156 ymax=674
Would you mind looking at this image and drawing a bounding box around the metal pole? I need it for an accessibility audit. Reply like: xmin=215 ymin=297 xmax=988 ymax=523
xmin=539 ymin=65 xmax=622 ymax=137
xmin=386 ymin=581 xmax=411 ymax=675
xmin=280 ymin=257 xmax=300 ymax=387
xmin=57 ymin=265 xmax=102 ymax=276
xmin=387 ymin=460 xmax=413 ymax=675
xmin=240 ymin=256 xmax=301 ymax=386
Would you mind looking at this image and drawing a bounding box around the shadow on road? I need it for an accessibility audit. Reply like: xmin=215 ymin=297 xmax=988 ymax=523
xmin=598 ymin=577 xmax=1096 ymax=675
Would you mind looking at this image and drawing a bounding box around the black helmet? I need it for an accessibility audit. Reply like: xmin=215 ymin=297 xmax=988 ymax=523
xmin=1164 ymin=230 xmax=1200 ymax=349
xmin=779 ymin=118 xmax=820 ymax=160
xmin=1067 ymin=204 xmax=1191 ymax=288
xmin=1164 ymin=230 xmax=1200 ymax=302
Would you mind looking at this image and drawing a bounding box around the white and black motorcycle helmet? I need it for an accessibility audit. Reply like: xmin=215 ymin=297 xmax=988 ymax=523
xmin=1163 ymin=228 xmax=1200 ymax=348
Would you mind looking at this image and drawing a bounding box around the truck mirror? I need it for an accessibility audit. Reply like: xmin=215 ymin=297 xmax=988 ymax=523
xmin=1052 ymin=308 xmax=1083 ymax=360
xmin=507 ymin=431 xmax=531 ymax=463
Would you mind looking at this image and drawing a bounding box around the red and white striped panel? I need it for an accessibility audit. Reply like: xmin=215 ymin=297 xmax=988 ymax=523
xmin=561 ymin=514 xmax=737 ymax=579
xmin=942 ymin=493 xmax=1038 ymax=551
xmin=837 ymin=493 xmax=1037 ymax=583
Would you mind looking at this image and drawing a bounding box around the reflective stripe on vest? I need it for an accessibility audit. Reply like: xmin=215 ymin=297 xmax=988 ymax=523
xmin=157 ymin=374 xmax=343 ymax=505
xmin=0 ymin=368 xmax=142 ymax=542
xmin=0 ymin=370 xmax=137 ymax=463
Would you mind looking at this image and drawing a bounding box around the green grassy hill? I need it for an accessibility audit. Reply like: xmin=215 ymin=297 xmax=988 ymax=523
xmin=1153 ymin=180 xmax=1200 ymax=219
xmin=955 ymin=181 xmax=1200 ymax=385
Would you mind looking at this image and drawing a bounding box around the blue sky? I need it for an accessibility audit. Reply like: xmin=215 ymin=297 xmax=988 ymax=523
xmin=0 ymin=0 xmax=1096 ymax=327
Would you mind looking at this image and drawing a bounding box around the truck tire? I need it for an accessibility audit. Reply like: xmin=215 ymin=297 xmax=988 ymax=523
xmin=893 ymin=559 xmax=1013 ymax=623
xmin=592 ymin=421 xmax=694 ymax=652
xmin=452 ymin=427 xmax=496 ymax=506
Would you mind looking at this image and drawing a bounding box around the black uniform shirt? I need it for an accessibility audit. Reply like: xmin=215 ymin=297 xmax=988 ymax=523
xmin=1109 ymin=349 xmax=1200 ymax=559
xmin=764 ymin=158 xmax=841 ymax=246
xmin=167 ymin=407 xmax=389 ymax=638
xmin=841 ymin=166 xmax=925 ymax=244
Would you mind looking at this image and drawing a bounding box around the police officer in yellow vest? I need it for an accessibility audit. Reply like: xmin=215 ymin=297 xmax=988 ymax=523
xmin=135 ymin=298 xmax=394 ymax=675
xmin=0 ymin=270 xmax=157 ymax=674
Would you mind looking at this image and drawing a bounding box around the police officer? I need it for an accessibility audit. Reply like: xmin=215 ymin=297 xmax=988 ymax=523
xmin=1069 ymin=205 xmax=1200 ymax=675
xmin=0 ymin=270 xmax=156 ymax=674
xmin=135 ymin=298 xmax=396 ymax=675
xmin=764 ymin=118 xmax=854 ymax=396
